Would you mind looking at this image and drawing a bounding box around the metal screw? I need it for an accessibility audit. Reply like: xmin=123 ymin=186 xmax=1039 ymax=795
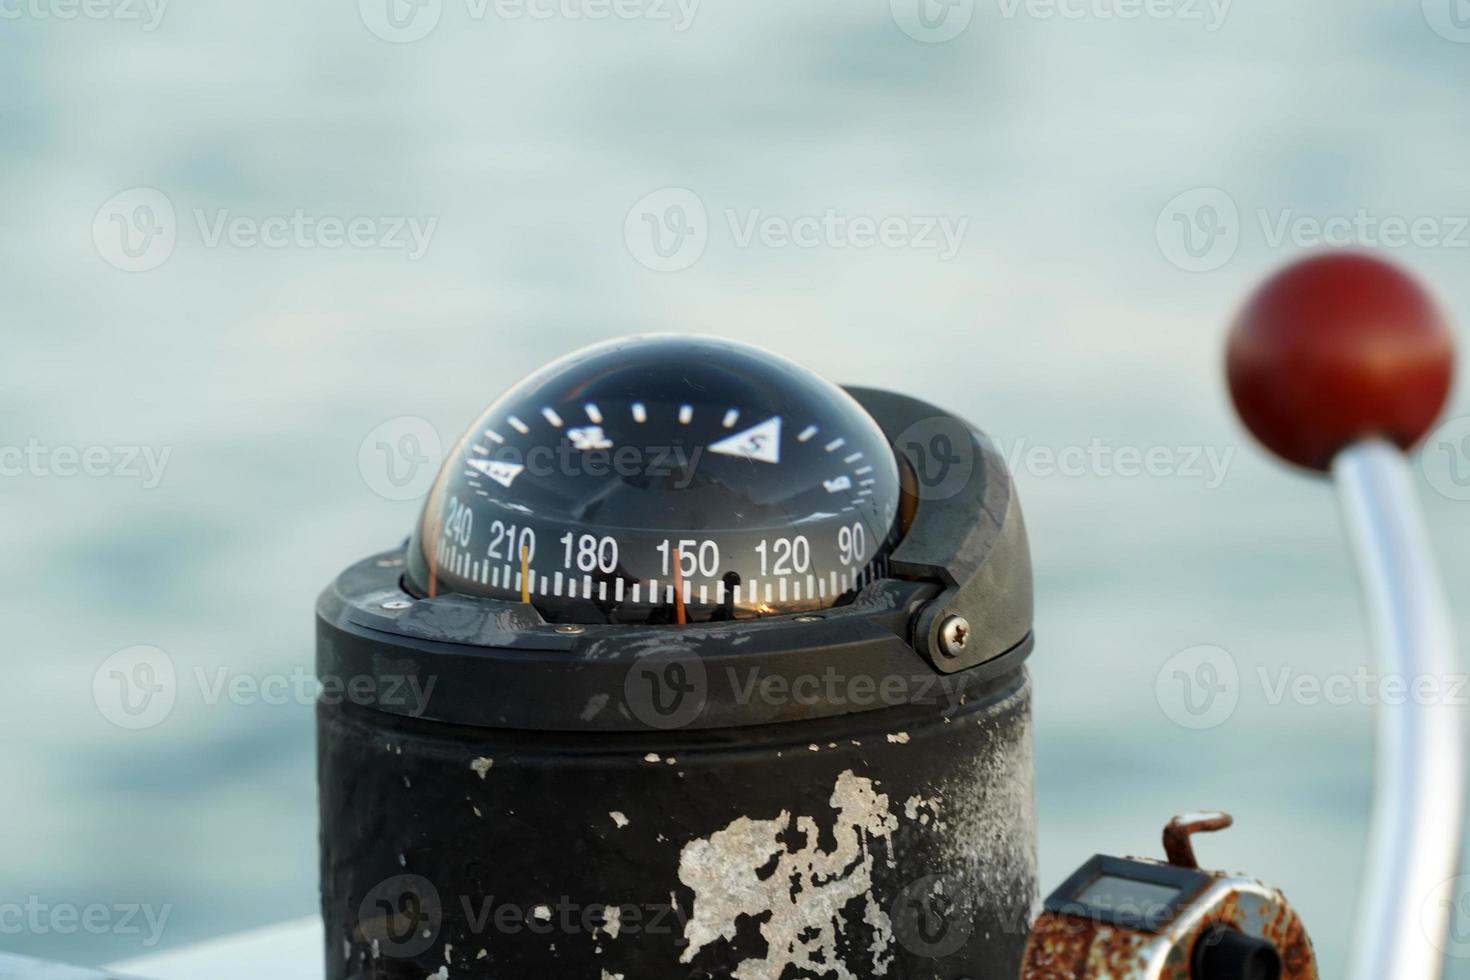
xmin=938 ymin=615 xmax=970 ymax=658
xmin=555 ymin=625 xmax=586 ymax=635
xmin=794 ymin=615 xmax=824 ymax=623
xmin=382 ymin=600 xmax=412 ymax=611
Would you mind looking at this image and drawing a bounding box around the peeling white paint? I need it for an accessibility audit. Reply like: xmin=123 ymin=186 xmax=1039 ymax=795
xmin=470 ymin=757 xmax=494 ymax=779
xmin=609 ymin=811 xmax=629 ymax=829
xmin=677 ymin=770 xmax=898 ymax=979
xmin=903 ymin=794 xmax=946 ymax=830
xmin=643 ymin=752 xmax=662 ymax=764
xmin=601 ymin=904 xmax=623 ymax=939
xmin=885 ymin=732 xmax=910 ymax=744
xmin=532 ymin=904 xmax=552 ymax=922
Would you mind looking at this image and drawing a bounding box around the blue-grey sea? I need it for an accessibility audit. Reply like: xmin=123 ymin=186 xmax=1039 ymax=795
xmin=3 ymin=0 xmax=1470 ymax=974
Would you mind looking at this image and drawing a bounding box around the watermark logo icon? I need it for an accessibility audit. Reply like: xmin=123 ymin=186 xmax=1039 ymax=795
xmin=94 ymin=645 xmax=177 ymax=730
xmin=891 ymin=874 xmax=974 ymax=958
xmin=894 ymin=416 xmax=975 ymax=501
xmin=623 ymin=646 xmax=709 ymax=730
xmin=1156 ymin=644 xmax=1239 ymax=730
xmin=1423 ymin=416 xmax=1470 ymax=502
xmin=1156 ymin=187 xmax=1239 ymax=272
xmin=624 ymin=188 xmax=708 ymax=272
xmin=358 ymin=875 xmax=442 ymax=958
xmin=1424 ymin=0 xmax=1470 ymax=42
xmin=890 ymin=0 xmax=974 ymax=43
xmin=359 ymin=417 xmax=444 ymax=501
xmin=93 ymin=188 xmax=176 ymax=273
xmin=360 ymin=0 xmax=443 ymax=42
xmin=1422 ymin=874 xmax=1470 ymax=958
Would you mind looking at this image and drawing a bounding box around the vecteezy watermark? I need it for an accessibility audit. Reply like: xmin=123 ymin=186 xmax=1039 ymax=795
xmin=1423 ymin=0 xmax=1470 ymax=43
xmin=94 ymin=646 xmax=178 ymax=730
xmin=0 ymin=439 xmax=172 ymax=488
xmin=193 ymin=665 xmax=438 ymax=714
xmin=891 ymin=874 xmax=977 ymax=958
xmin=994 ymin=436 xmax=1235 ymax=489
xmin=1156 ymin=644 xmax=1240 ymax=730
xmin=93 ymin=187 xmax=438 ymax=272
xmin=1157 ymin=644 xmax=1470 ymax=730
xmin=1422 ymin=415 xmax=1470 ymax=502
xmin=890 ymin=0 xmax=976 ymax=42
xmin=991 ymin=0 xmax=1230 ymax=30
xmin=623 ymin=654 xmax=980 ymax=731
xmin=0 ymin=0 xmax=168 ymax=30
xmin=624 ymin=647 xmax=710 ymax=730
xmin=92 ymin=188 xmax=177 ymax=273
xmin=1423 ymin=874 xmax=1470 ymax=959
xmin=358 ymin=0 xmax=698 ymax=43
xmin=0 ymin=898 xmax=171 ymax=947
xmin=355 ymin=874 xmax=684 ymax=960
xmin=1257 ymin=666 xmax=1470 ymax=709
xmin=477 ymin=442 xmax=705 ymax=488
xmin=891 ymin=0 xmax=1228 ymax=42
xmin=1157 ymin=187 xmax=1470 ymax=272
xmin=624 ymin=187 xmax=969 ymax=273
xmin=728 ymin=668 xmax=975 ymax=713
xmin=360 ymin=417 xmax=445 ymax=502
xmin=93 ymin=647 xmax=438 ymax=730
xmin=895 ymin=417 xmax=978 ymax=503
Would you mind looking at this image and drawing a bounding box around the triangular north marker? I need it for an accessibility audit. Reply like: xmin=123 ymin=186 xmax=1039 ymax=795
xmin=708 ymin=417 xmax=782 ymax=464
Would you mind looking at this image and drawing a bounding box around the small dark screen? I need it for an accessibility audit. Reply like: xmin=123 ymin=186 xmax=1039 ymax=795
xmin=1074 ymin=874 xmax=1181 ymax=917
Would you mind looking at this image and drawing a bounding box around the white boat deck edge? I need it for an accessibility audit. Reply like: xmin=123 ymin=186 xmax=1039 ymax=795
xmin=106 ymin=916 xmax=323 ymax=979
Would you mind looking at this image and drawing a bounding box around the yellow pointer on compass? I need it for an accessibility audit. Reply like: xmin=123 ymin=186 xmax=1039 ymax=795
xmin=521 ymin=544 xmax=532 ymax=604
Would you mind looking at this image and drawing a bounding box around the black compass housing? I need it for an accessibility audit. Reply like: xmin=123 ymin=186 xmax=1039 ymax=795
xmin=317 ymin=338 xmax=1036 ymax=980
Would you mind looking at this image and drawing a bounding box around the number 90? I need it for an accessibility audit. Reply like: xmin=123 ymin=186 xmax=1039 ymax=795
xmin=837 ymin=523 xmax=866 ymax=566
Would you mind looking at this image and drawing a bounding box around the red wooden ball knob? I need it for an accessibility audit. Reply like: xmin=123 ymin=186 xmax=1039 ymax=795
xmin=1227 ymin=253 xmax=1455 ymax=472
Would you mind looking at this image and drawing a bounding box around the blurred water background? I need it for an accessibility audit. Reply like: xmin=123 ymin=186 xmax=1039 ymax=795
xmin=3 ymin=0 xmax=1470 ymax=973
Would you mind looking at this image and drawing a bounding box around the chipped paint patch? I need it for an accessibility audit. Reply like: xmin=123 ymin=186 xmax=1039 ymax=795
xmin=609 ymin=811 xmax=630 ymax=829
xmin=470 ymin=757 xmax=494 ymax=779
xmin=678 ymin=769 xmax=898 ymax=979
xmin=886 ymin=732 xmax=910 ymax=744
xmin=903 ymin=793 xmax=946 ymax=830
xmin=601 ymin=904 xmax=623 ymax=939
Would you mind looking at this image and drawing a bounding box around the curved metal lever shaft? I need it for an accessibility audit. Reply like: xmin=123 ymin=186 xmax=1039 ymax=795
xmin=1335 ymin=440 xmax=1462 ymax=980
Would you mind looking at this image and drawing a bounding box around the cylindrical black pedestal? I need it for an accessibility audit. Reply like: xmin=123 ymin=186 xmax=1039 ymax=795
xmin=319 ymin=668 xmax=1034 ymax=979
